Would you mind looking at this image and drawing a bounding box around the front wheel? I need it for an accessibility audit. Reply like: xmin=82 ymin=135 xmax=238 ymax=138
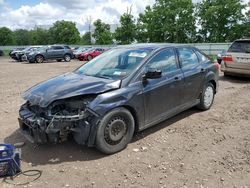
xmin=95 ymin=108 xmax=135 ymax=154
xmin=64 ymin=54 xmax=71 ymax=62
xmin=197 ymin=83 xmax=215 ymax=110
xmin=35 ymin=55 xmax=44 ymax=63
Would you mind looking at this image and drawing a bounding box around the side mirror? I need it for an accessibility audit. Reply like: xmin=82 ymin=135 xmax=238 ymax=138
xmin=143 ymin=68 xmax=162 ymax=80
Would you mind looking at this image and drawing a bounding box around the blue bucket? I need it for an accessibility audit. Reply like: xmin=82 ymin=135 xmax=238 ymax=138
xmin=0 ymin=144 xmax=21 ymax=177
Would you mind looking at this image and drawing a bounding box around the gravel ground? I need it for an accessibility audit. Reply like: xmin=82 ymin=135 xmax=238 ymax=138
xmin=0 ymin=57 xmax=250 ymax=188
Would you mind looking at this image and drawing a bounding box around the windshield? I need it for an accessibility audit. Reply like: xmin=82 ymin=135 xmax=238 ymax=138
xmin=23 ymin=47 xmax=31 ymax=51
xmin=75 ymin=48 xmax=152 ymax=79
xmin=77 ymin=47 xmax=90 ymax=53
xmin=84 ymin=48 xmax=94 ymax=53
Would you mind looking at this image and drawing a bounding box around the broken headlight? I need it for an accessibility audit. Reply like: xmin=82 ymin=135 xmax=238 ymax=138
xmin=47 ymin=96 xmax=96 ymax=120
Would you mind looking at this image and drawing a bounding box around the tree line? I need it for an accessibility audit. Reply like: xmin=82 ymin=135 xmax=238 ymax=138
xmin=0 ymin=0 xmax=249 ymax=46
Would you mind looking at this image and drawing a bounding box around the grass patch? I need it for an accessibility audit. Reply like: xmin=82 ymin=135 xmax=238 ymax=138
xmin=3 ymin=50 xmax=11 ymax=56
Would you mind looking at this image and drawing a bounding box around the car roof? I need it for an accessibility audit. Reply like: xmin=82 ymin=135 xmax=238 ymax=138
xmin=116 ymin=43 xmax=193 ymax=50
xmin=234 ymin=39 xmax=250 ymax=42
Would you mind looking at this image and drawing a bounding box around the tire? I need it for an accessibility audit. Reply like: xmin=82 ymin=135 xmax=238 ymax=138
xmin=64 ymin=54 xmax=71 ymax=62
xmin=56 ymin=59 xmax=62 ymax=62
xmin=197 ymin=82 xmax=215 ymax=110
xmin=95 ymin=107 xmax=135 ymax=154
xmin=87 ymin=55 xmax=93 ymax=61
xmin=35 ymin=55 xmax=44 ymax=63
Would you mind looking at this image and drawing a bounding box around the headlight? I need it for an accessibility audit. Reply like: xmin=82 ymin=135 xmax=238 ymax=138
xmin=48 ymin=96 xmax=96 ymax=117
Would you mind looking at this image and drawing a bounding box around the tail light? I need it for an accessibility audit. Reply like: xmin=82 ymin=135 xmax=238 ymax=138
xmin=223 ymin=55 xmax=233 ymax=62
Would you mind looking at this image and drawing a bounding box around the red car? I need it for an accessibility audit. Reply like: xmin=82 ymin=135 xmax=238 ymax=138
xmin=78 ymin=48 xmax=105 ymax=61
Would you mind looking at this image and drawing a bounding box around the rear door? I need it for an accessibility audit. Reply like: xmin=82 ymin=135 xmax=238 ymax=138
xmin=52 ymin=46 xmax=65 ymax=58
xmin=177 ymin=47 xmax=205 ymax=105
xmin=225 ymin=40 xmax=250 ymax=70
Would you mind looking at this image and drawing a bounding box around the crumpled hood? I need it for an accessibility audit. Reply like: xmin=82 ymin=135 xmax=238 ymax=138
xmin=23 ymin=72 xmax=118 ymax=107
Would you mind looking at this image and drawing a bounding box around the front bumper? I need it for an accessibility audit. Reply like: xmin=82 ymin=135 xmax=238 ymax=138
xmin=27 ymin=55 xmax=36 ymax=62
xmin=18 ymin=104 xmax=93 ymax=145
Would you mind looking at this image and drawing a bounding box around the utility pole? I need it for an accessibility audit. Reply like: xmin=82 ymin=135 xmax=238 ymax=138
xmin=87 ymin=16 xmax=92 ymax=44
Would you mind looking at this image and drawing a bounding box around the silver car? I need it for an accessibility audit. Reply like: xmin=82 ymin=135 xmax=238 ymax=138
xmin=221 ymin=39 xmax=250 ymax=76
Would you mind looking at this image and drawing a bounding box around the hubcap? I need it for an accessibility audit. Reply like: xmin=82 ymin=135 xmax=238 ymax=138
xmin=65 ymin=55 xmax=70 ymax=61
xmin=104 ymin=117 xmax=127 ymax=145
xmin=204 ymin=86 xmax=214 ymax=107
xmin=37 ymin=56 xmax=43 ymax=63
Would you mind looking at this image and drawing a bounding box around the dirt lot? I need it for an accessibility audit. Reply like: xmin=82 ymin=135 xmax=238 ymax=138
xmin=0 ymin=57 xmax=250 ymax=188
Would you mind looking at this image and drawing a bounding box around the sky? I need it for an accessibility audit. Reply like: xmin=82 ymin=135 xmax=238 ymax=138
xmin=0 ymin=0 xmax=249 ymax=34
xmin=0 ymin=0 xmax=155 ymax=34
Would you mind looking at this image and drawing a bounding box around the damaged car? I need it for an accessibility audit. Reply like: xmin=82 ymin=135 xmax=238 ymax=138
xmin=19 ymin=44 xmax=219 ymax=154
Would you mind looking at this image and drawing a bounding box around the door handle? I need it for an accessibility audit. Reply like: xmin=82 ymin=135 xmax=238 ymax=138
xmin=174 ymin=76 xmax=181 ymax=81
xmin=200 ymin=68 xmax=206 ymax=73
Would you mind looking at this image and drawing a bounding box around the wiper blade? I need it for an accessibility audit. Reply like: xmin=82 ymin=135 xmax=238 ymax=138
xmin=95 ymin=75 xmax=112 ymax=79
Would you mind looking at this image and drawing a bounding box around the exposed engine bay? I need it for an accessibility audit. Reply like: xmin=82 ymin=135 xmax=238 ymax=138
xmin=18 ymin=95 xmax=99 ymax=145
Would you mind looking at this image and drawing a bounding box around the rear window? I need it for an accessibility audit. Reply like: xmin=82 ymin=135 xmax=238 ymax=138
xmin=228 ymin=40 xmax=250 ymax=53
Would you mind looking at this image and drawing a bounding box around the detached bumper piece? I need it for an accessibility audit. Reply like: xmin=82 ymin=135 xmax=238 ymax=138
xmin=18 ymin=104 xmax=92 ymax=145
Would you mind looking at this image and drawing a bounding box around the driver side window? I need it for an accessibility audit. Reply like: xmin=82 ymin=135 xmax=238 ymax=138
xmin=147 ymin=48 xmax=178 ymax=74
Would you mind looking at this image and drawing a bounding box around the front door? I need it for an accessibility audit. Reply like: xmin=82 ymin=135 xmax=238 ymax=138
xmin=143 ymin=48 xmax=184 ymax=125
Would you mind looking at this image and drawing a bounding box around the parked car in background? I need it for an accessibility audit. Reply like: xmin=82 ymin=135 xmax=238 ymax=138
xmin=9 ymin=47 xmax=25 ymax=57
xmin=0 ymin=50 xmax=3 ymax=56
xmin=78 ymin=48 xmax=106 ymax=61
xmin=221 ymin=39 xmax=250 ymax=77
xmin=10 ymin=46 xmax=41 ymax=62
xmin=26 ymin=45 xmax=73 ymax=63
xmin=19 ymin=44 xmax=219 ymax=154
xmin=73 ymin=47 xmax=92 ymax=59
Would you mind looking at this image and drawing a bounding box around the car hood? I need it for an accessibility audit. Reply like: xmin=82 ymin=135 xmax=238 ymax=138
xmin=23 ymin=72 xmax=119 ymax=107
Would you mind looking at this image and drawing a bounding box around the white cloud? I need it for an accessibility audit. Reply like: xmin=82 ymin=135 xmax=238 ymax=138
xmin=0 ymin=0 xmax=155 ymax=33
xmin=0 ymin=0 xmax=248 ymax=33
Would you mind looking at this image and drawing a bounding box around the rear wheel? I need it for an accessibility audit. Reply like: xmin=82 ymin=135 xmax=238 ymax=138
xmin=35 ymin=55 xmax=44 ymax=63
xmin=197 ymin=82 xmax=215 ymax=110
xmin=95 ymin=107 xmax=135 ymax=154
xmin=64 ymin=54 xmax=71 ymax=62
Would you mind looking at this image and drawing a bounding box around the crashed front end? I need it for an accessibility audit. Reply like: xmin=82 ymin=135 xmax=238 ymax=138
xmin=18 ymin=96 xmax=99 ymax=146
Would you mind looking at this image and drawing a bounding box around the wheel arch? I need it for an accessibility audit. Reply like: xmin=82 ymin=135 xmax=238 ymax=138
xmin=208 ymin=79 xmax=217 ymax=93
xmin=121 ymin=105 xmax=139 ymax=132
xmin=64 ymin=53 xmax=72 ymax=58
xmin=35 ymin=54 xmax=44 ymax=59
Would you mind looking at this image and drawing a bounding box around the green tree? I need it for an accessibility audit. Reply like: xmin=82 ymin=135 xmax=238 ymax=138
xmin=196 ymin=0 xmax=246 ymax=42
xmin=13 ymin=29 xmax=31 ymax=45
xmin=136 ymin=0 xmax=196 ymax=43
xmin=0 ymin=27 xmax=13 ymax=45
xmin=92 ymin=19 xmax=113 ymax=44
xmin=81 ymin=31 xmax=91 ymax=45
xmin=49 ymin=20 xmax=81 ymax=44
xmin=136 ymin=6 xmax=157 ymax=42
xmin=115 ymin=13 xmax=136 ymax=44
xmin=30 ymin=28 xmax=50 ymax=45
